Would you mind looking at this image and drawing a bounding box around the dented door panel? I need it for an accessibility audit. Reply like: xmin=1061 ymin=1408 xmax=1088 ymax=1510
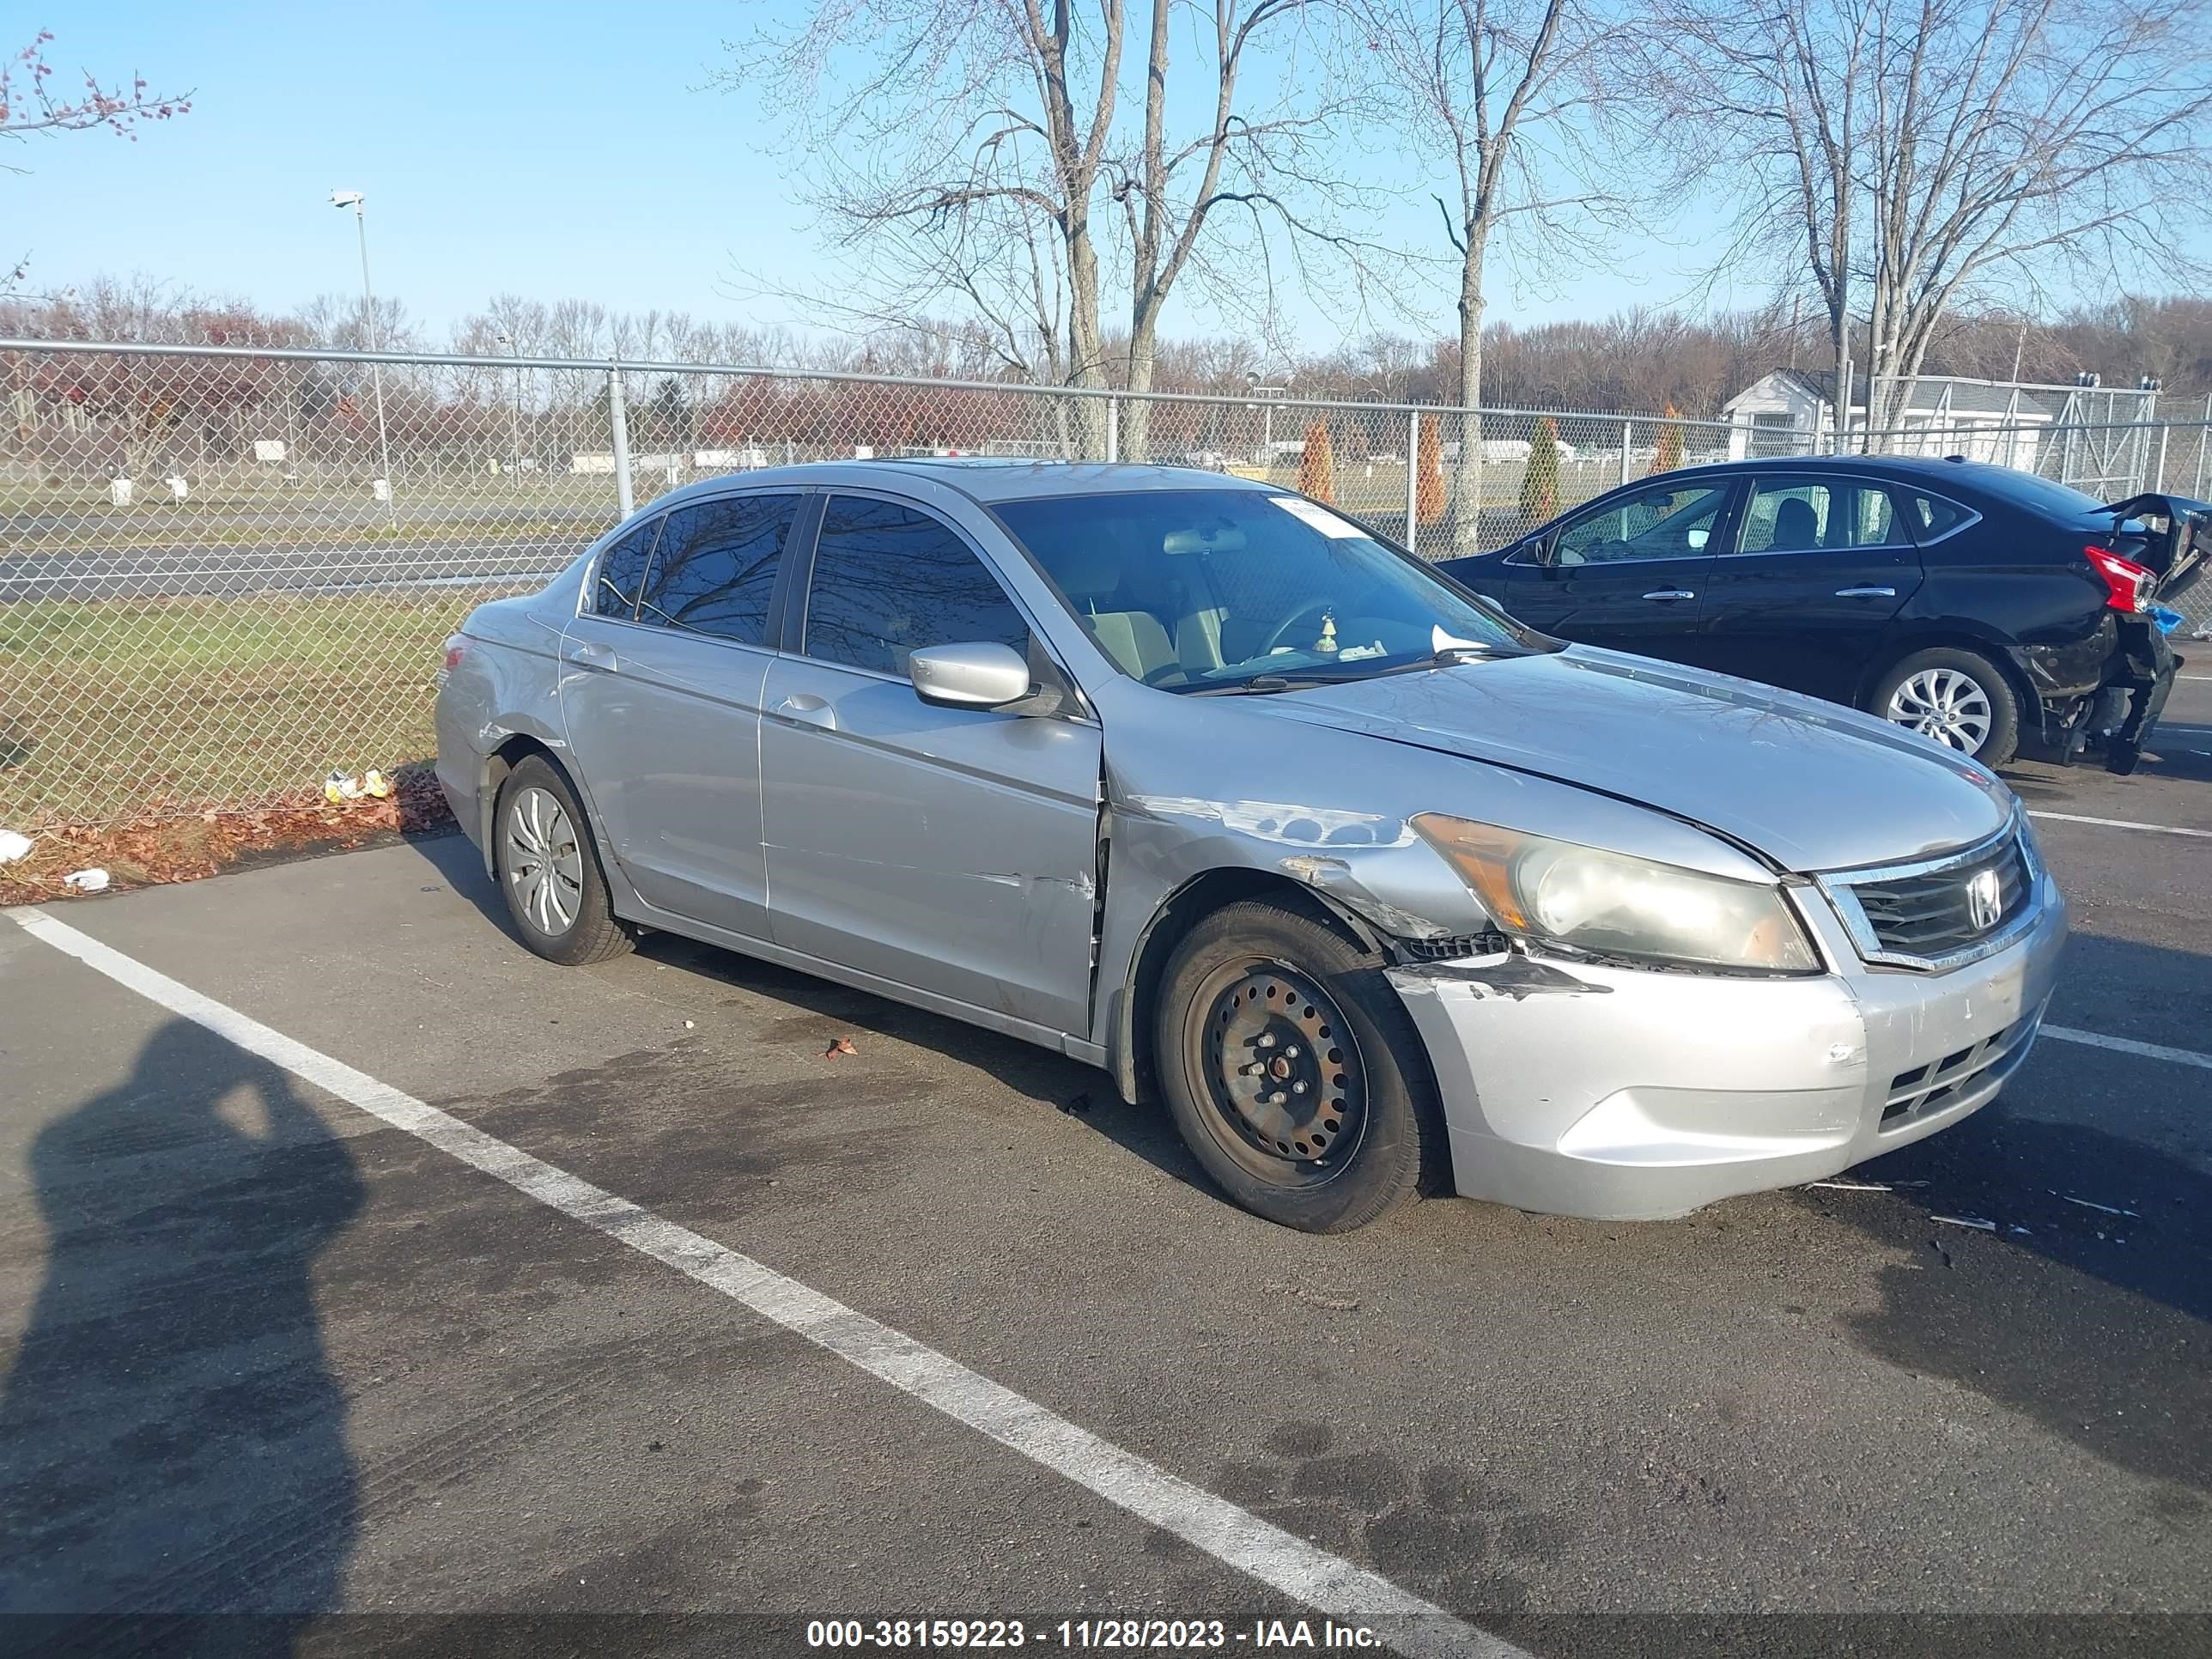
xmin=759 ymin=655 xmax=1103 ymax=1036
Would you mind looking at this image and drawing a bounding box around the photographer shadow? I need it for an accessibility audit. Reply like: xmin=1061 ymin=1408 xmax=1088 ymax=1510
xmin=0 ymin=1019 xmax=365 ymax=1655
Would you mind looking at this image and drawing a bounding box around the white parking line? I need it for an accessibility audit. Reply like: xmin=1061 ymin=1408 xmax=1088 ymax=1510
xmin=2044 ymin=1024 xmax=2212 ymax=1073
xmin=2027 ymin=810 xmax=2212 ymax=840
xmin=3 ymin=906 xmax=1517 ymax=1659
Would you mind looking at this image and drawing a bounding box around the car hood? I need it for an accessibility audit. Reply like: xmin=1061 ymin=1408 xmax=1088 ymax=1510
xmin=1252 ymin=647 xmax=2013 ymax=872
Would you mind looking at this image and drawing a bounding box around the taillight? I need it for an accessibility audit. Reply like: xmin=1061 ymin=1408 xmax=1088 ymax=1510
xmin=436 ymin=635 xmax=465 ymax=687
xmin=2085 ymin=544 xmax=2152 ymax=612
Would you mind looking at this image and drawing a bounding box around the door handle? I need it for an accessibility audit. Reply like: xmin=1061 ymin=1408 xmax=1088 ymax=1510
xmin=1640 ymin=590 xmax=1697 ymax=602
xmin=777 ymin=693 xmax=837 ymax=732
xmin=566 ymin=640 xmax=617 ymax=669
xmin=1834 ymin=586 xmax=1898 ymax=599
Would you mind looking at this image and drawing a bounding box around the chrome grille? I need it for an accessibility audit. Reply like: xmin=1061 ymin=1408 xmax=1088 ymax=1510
xmin=1820 ymin=817 xmax=2042 ymax=970
xmin=1852 ymin=837 xmax=2031 ymax=957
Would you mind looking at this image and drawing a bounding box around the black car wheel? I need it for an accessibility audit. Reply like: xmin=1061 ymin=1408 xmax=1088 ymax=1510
xmin=1870 ymin=647 xmax=2020 ymax=767
xmin=1153 ymin=900 xmax=1446 ymax=1232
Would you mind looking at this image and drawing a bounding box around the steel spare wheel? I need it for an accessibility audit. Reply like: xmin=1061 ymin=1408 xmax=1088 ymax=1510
xmin=1188 ymin=957 xmax=1369 ymax=1185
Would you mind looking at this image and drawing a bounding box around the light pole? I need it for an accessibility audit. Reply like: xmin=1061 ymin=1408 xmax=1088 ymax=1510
xmin=1245 ymin=371 xmax=1289 ymax=470
xmin=495 ymin=329 xmax=526 ymax=478
xmin=329 ymin=190 xmax=394 ymax=505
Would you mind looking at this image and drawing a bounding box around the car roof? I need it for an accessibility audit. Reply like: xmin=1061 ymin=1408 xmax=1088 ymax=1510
xmin=1663 ymin=453 xmax=2040 ymax=489
xmin=642 ymin=458 xmax=1279 ymax=513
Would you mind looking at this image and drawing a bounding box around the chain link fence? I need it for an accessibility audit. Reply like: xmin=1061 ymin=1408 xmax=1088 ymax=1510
xmin=2 ymin=337 xmax=2205 ymax=830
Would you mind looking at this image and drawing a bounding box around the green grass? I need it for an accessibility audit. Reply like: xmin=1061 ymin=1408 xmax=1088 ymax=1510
xmin=0 ymin=453 xmax=1643 ymax=827
xmin=0 ymin=589 xmax=526 ymax=826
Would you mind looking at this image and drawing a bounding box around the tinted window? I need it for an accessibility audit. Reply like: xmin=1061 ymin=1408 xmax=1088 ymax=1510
xmin=805 ymin=496 xmax=1030 ymax=675
xmin=1904 ymin=492 xmax=1973 ymax=540
xmin=1555 ymin=482 xmax=1730 ymax=566
xmin=592 ymin=518 xmax=660 ymax=617
xmin=637 ymin=493 xmax=801 ymax=645
xmin=1738 ymin=479 xmax=1900 ymax=552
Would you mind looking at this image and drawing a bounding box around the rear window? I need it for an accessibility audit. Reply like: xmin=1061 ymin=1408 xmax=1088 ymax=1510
xmin=1903 ymin=492 xmax=1973 ymax=541
xmin=1963 ymin=468 xmax=2107 ymax=520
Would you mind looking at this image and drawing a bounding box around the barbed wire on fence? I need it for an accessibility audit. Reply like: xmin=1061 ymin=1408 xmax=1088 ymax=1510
xmin=2 ymin=338 xmax=2206 ymax=829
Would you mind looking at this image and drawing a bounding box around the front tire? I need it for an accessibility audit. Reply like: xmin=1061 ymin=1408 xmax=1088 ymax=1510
xmin=1870 ymin=647 xmax=2020 ymax=767
xmin=494 ymin=756 xmax=632 ymax=965
xmin=1152 ymin=900 xmax=1445 ymax=1233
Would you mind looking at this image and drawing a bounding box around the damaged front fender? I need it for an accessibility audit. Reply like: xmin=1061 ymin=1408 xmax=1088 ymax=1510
xmin=1391 ymin=948 xmax=1613 ymax=1000
xmin=1080 ymin=679 xmax=1780 ymax=1103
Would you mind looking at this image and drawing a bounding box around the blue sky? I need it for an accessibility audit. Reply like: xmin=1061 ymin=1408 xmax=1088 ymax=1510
xmin=9 ymin=3 xmax=1775 ymax=347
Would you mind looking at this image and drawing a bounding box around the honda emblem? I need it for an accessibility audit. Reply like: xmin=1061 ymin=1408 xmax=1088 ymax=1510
xmin=1965 ymin=867 xmax=2003 ymax=933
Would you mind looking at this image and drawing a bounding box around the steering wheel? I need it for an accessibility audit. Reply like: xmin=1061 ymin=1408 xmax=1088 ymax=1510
xmin=1260 ymin=598 xmax=1335 ymax=657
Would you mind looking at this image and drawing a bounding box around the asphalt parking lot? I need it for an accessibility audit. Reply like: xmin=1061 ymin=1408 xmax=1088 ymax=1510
xmin=3 ymin=680 xmax=2209 ymax=1659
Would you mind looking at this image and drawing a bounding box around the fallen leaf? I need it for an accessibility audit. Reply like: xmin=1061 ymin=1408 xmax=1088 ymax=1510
xmin=823 ymin=1036 xmax=858 ymax=1058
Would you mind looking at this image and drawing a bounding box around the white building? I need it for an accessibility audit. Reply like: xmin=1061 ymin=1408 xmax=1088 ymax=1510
xmin=1717 ymin=368 xmax=2156 ymax=469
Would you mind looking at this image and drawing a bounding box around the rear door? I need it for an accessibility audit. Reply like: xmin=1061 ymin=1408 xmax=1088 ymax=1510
xmin=759 ymin=492 xmax=1103 ymax=1039
xmin=559 ymin=490 xmax=810 ymax=939
xmin=1500 ymin=477 xmax=1738 ymax=659
xmin=1693 ymin=475 xmax=1923 ymax=701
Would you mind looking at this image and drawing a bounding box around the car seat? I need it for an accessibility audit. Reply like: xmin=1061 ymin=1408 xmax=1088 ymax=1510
xmin=1768 ymin=496 xmax=1820 ymax=552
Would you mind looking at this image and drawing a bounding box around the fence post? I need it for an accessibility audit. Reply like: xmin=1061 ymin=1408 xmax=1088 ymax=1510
xmin=607 ymin=361 xmax=635 ymax=519
xmin=1620 ymin=418 xmax=1632 ymax=487
xmin=2198 ymin=395 xmax=2211 ymax=497
xmin=1105 ymin=395 xmax=1119 ymax=464
xmin=1405 ymin=410 xmax=1419 ymax=549
xmin=2155 ymin=422 xmax=2172 ymax=493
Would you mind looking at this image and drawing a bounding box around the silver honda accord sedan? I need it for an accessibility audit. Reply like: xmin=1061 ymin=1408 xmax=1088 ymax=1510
xmin=434 ymin=459 xmax=2067 ymax=1232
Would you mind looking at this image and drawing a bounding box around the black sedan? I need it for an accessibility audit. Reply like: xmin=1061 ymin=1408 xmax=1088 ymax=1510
xmin=1437 ymin=455 xmax=2198 ymax=772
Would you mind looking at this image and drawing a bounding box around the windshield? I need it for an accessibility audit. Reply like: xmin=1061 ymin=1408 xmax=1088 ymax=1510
xmin=993 ymin=489 xmax=1545 ymax=693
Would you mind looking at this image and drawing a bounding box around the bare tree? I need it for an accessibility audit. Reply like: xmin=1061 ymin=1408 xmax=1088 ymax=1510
xmin=1656 ymin=0 xmax=2212 ymax=447
xmin=3 ymin=28 xmax=191 ymax=286
xmin=1354 ymin=0 xmax=1640 ymax=547
xmin=721 ymin=0 xmax=1370 ymax=457
xmin=720 ymin=0 xmax=1125 ymax=450
xmin=1109 ymin=0 xmax=1378 ymax=457
xmin=0 ymin=27 xmax=189 ymax=150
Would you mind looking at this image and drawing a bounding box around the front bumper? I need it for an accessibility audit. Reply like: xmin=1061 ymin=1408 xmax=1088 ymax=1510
xmin=1388 ymin=871 xmax=2068 ymax=1221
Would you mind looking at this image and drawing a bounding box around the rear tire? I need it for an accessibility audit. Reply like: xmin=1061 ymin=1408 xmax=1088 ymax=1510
xmin=1152 ymin=900 xmax=1445 ymax=1233
xmin=494 ymin=756 xmax=632 ymax=965
xmin=1869 ymin=647 xmax=2020 ymax=767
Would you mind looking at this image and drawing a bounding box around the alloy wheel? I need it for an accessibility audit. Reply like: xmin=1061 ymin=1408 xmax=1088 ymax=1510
xmin=505 ymin=786 xmax=584 ymax=936
xmin=1885 ymin=666 xmax=1995 ymax=755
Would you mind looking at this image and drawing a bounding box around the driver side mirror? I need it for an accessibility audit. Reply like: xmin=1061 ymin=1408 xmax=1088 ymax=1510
xmin=908 ymin=641 xmax=1035 ymax=710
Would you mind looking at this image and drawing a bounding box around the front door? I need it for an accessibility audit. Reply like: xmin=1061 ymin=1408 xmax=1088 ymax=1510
xmin=759 ymin=493 xmax=1103 ymax=1038
xmin=1499 ymin=477 xmax=1739 ymax=660
xmin=559 ymin=491 xmax=807 ymax=939
xmin=1694 ymin=475 xmax=1923 ymax=702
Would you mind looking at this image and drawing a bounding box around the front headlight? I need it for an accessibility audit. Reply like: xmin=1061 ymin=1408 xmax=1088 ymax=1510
xmin=1412 ymin=814 xmax=1820 ymax=973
